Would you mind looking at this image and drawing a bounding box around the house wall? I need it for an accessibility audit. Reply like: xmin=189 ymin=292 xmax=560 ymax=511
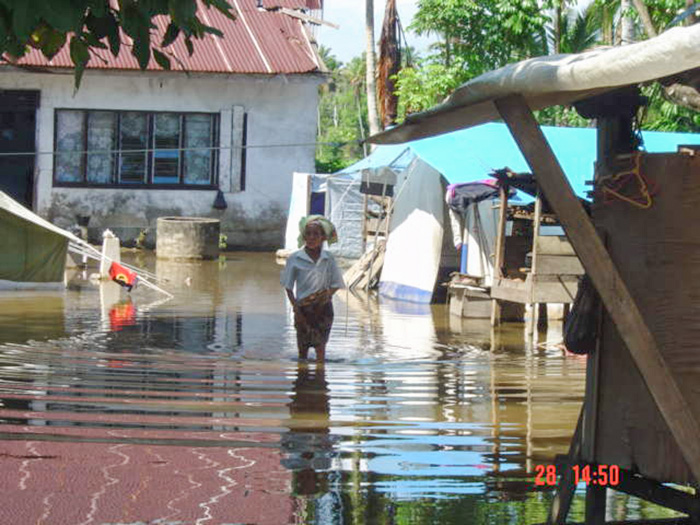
xmin=0 ymin=69 xmax=323 ymax=249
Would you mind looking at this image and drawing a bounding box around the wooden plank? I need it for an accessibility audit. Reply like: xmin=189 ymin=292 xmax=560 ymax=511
xmin=490 ymin=277 xmax=531 ymax=304
xmin=536 ymin=236 xmax=577 ymax=256
xmin=548 ymin=410 xmax=583 ymax=525
xmin=536 ymin=255 xmax=584 ymax=276
xmin=585 ymin=483 xmax=607 ymax=525
xmin=491 ymin=185 xmax=509 ymax=326
xmin=582 ymin=304 xmax=603 ymax=462
xmin=540 ymin=518 xmax=694 ymax=525
xmin=279 ymin=7 xmax=340 ymax=28
xmin=495 ymin=94 xmax=700 ymax=483
xmin=615 ymin=468 xmax=700 ymax=516
xmin=531 ymin=192 xmax=543 ymax=274
xmin=532 ymin=280 xmax=578 ymax=303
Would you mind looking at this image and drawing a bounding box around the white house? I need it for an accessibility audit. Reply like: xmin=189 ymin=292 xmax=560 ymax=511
xmin=0 ymin=0 xmax=325 ymax=249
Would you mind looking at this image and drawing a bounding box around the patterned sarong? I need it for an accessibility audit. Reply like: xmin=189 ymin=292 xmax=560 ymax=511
xmin=295 ymin=291 xmax=334 ymax=349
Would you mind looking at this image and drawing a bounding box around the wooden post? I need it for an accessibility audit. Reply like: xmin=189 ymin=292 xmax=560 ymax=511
xmin=547 ymin=408 xmax=583 ymax=525
xmin=491 ymin=184 xmax=509 ymax=326
xmin=495 ymin=94 xmax=700 ymax=483
xmin=530 ymin=190 xmax=543 ymax=337
xmin=585 ymin=483 xmax=607 ymax=524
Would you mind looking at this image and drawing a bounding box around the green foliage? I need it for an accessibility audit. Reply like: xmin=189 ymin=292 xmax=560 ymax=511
xmin=410 ymin=0 xmax=550 ymax=75
xmin=393 ymin=0 xmax=553 ymax=117
xmin=316 ymin=50 xmax=368 ymax=173
xmin=534 ymin=105 xmax=591 ymax=128
xmin=590 ymin=0 xmax=688 ymax=40
xmin=218 ymin=232 xmax=228 ymax=250
xmin=394 ymin=59 xmax=470 ymax=120
xmin=640 ymin=83 xmax=700 ymax=132
xmin=551 ymin=7 xmax=601 ymax=53
xmin=0 ymin=0 xmax=235 ymax=88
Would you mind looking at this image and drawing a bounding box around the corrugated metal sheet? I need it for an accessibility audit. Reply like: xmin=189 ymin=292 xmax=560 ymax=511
xmin=10 ymin=0 xmax=320 ymax=75
xmin=267 ymin=0 xmax=322 ymax=8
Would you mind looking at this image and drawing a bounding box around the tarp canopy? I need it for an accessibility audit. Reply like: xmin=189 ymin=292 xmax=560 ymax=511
xmin=370 ymin=24 xmax=700 ymax=144
xmin=345 ymin=123 xmax=700 ymax=200
xmin=0 ymin=191 xmax=79 ymax=283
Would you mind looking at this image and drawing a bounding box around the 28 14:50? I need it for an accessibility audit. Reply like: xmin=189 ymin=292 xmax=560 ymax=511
xmin=534 ymin=464 xmax=621 ymax=486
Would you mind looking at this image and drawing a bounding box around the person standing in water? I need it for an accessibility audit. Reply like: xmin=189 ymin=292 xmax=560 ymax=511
xmin=281 ymin=216 xmax=345 ymax=362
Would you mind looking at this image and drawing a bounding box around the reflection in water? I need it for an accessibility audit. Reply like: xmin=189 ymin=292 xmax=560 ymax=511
xmin=0 ymin=253 xmax=684 ymax=523
xmin=284 ymin=363 xmax=344 ymax=524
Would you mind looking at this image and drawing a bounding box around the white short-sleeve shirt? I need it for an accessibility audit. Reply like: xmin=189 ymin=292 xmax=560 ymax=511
xmin=281 ymin=248 xmax=345 ymax=301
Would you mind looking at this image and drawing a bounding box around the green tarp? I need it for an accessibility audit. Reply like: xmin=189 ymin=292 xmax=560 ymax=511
xmin=0 ymin=191 xmax=78 ymax=283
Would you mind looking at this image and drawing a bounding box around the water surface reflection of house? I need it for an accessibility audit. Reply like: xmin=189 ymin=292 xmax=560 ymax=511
xmin=0 ymin=1 xmax=325 ymax=249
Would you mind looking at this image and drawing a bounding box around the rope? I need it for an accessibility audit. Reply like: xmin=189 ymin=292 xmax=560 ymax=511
xmin=597 ymin=153 xmax=657 ymax=209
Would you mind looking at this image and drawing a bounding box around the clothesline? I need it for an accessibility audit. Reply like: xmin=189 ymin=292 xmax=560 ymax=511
xmin=0 ymin=139 xmax=364 ymax=158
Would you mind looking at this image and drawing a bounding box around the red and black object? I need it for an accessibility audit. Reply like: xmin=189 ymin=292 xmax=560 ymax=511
xmin=109 ymin=262 xmax=138 ymax=291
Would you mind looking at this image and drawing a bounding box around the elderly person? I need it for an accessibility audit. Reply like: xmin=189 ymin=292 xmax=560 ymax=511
xmin=281 ymin=215 xmax=345 ymax=362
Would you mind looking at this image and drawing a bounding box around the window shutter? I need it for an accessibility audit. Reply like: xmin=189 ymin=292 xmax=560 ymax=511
xmin=220 ymin=105 xmax=245 ymax=193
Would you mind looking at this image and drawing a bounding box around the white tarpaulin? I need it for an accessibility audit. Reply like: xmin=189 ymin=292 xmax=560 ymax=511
xmin=371 ymin=24 xmax=700 ymax=144
xmin=282 ymin=172 xmax=365 ymax=259
xmin=379 ymin=158 xmax=445 ymax=303
xmin=326 ymin=177 xmax=364 ymax=259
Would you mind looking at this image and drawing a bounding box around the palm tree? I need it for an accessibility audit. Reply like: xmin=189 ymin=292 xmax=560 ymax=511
xmin=365 ymin=0 xmax=381 ymax=137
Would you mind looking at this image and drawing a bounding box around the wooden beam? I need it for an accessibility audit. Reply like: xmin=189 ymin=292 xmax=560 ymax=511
xmin=585 ymin=483 xmax=607 ymax=525
xmin=538 ymin=518 xmax=694 ymax=525
xmin=279 ymin=8 xmax=340 ymax=29
xmin=615 ymin=468 xmax=700 ymax=517
xmin=548 ymin=410 xmax=583 ymax=525
xmin=495 ymin=94 xmax=700 ymax=483
xmin=491 ymin=184 xmax=509 ymax=326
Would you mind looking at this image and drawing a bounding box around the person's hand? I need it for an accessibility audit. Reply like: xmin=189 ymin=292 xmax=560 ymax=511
xmin=294 ymin=305 xmax=308 ymax=326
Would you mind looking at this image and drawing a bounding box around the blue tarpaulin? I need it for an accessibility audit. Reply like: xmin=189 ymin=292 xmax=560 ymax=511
xmin=341 ymin=122 xmax=700 ymax=200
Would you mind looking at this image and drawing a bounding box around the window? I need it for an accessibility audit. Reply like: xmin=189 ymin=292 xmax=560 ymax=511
xmin=54 ymin=109 xmax=219 ymax=187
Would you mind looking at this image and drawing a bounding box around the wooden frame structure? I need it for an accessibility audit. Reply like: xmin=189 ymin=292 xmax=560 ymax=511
xmin=489 ymin=187 xmax=584 ymax=329
xmin=496 ymin=95 xmax=700 ymax=523
xmin=368 ymin=28 xmax=700 ymax=520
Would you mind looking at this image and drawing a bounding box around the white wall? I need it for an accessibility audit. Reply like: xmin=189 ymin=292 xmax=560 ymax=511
xmin=0 ymin=68 xmax=323 ymax=248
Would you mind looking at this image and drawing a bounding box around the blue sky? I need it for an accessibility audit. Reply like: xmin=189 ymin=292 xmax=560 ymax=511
xmin=317 ymin=0 xmax=435 ymax=64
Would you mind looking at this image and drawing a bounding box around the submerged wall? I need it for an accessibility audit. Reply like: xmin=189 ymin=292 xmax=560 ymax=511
xmin=0 ymin=69 xmax=322 ymax=249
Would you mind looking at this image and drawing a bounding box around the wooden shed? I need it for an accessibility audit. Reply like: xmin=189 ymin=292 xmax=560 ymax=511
xmin=370 ymin=24 xmax=700 ymax=524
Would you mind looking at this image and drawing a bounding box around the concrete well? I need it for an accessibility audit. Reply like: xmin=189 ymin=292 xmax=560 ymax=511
xmin=156 ymin=217 xmax=220 ymax=260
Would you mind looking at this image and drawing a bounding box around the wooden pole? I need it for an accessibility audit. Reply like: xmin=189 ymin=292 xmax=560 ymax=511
xmin=585 ymin=484 xmax=607 ymax=524
xmin=490 ymin=184 xmax=509 ymax=326
xmin=495 ymin=94 xmax=700 ymax=483
xmin=530 ymin=190 xmax=543 ymax=337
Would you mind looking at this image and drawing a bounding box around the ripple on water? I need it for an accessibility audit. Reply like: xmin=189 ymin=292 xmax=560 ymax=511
xmin=0 ymin=254 xmax=599 ymax=524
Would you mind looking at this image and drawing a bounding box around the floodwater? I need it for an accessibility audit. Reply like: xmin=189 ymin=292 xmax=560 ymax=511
xmin=0 ymin=252 xmax=683 ymax=524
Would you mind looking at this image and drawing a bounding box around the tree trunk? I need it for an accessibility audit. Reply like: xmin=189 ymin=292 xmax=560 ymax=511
xmin=620 ymin=0 xmax=635 ymax=44
xmin=631 ymin=0 xmax=657 ymax=37
xmin=686 ymin=0 xmax=698 ymax=25
xmin=664 ymin=83 xmax=700 ymax=112
xmin=553 ymin=0 xmax=563 ymax=54
xmin=365 ymin=0 xmax=381 ymax=138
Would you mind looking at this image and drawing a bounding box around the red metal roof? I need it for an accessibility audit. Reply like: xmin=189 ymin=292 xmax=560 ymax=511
xmin=268 ymin=0 xmax=322 ymax=8
xmin=11 ymin=0 xmax=322 ymax=75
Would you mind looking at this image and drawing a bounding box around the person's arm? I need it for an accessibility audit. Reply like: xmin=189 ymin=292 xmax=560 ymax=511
xmin=323 ymin=256 xmax=345 ymax=301
xmin=285 ymin=288 xmax=297 ymax=306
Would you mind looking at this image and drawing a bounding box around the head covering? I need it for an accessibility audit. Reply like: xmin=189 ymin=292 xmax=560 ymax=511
xmin=298 ymin=215 xmax=338 ymax=248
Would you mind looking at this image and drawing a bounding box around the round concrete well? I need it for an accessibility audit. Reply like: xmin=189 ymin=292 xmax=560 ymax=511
xmin=156 ymin=217 xmax=220 ymax=260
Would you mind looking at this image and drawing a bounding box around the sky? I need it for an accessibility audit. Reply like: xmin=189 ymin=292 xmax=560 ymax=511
xmin=316 ymin=0 xmax=435 ymax=64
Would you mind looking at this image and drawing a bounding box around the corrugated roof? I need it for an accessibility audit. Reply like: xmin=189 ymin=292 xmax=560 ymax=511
xmin=268 ymin=0 xmax=322 ymax=8
xmin=9 ymin=0 xmax=321 ymax=75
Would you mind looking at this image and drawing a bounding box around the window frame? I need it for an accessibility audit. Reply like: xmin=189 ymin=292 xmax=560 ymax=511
xmin=53 ymin=108 xmax=220 ymax=190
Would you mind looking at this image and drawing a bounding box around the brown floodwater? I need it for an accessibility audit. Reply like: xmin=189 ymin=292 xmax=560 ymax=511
xmin=0 ymin=252 xmax=683 ymax=524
